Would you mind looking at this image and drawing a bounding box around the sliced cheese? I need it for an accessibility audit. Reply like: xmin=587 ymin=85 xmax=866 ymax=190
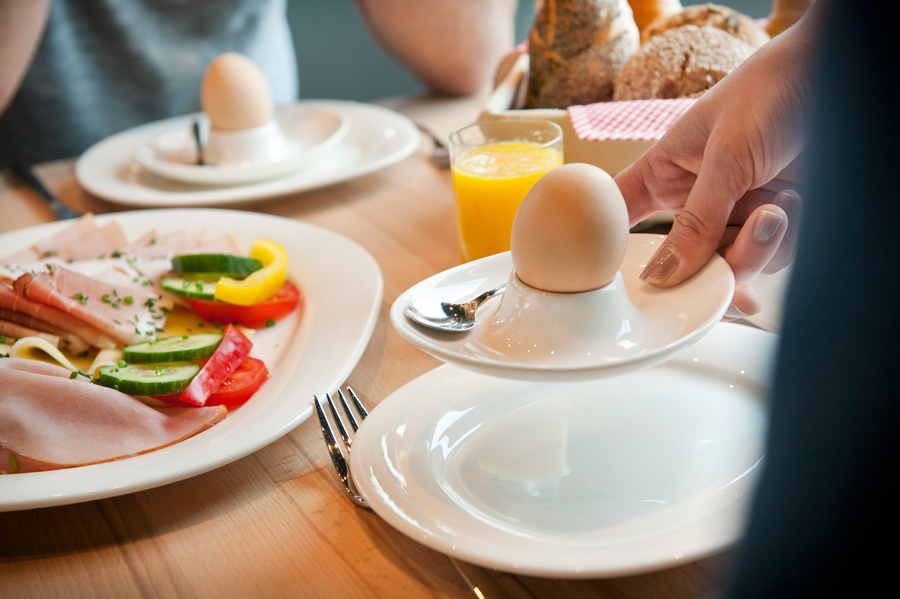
xmin=9 ymin=336 xmax=78 ymax=371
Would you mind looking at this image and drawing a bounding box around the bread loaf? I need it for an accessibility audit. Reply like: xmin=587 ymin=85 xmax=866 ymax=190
xmin=642 ymin=3 xmax=770 ymax=48
xmin=527 ymin=0 xmax=639 ymax=109
xmin=614 ymin=25 xmax=755 ymax=101
xmin=628 ymin=0 xmax=682 ymax=33
xmin=766 ymin=0 xmax=815 ymax=37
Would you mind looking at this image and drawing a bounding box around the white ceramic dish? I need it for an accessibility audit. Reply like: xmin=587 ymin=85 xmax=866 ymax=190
xmin=133 ymin=105 xmax=350 ymax=185
xmin=391 ymin=234 xmax=734 ymax=382
xmin=0 ymin=209 xmax=382 ymax=511
xmin=351 ymin=323 xmax=775 ymax=578
xmin=76 ymin=100 xmax=419 ymax=207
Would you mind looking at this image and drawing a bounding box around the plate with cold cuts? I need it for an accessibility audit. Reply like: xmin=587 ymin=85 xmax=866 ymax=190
xmin=0 ymin=209 xmax=382 ymax=511
xmin=351 ymin=323 xmax=774 ymax=578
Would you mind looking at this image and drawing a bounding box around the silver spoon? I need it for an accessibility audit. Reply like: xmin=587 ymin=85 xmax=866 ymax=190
xmin=404 ymin=284 xmax=506 ymax=331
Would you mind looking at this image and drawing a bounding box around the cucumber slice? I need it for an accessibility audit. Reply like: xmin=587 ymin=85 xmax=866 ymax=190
xmin=98 ymin=362 xmax=199 ymax=395
xmin=123 ymin=333 xmax=223 ymax=363
xmin=161 ymin=276 xmax=218 ymax=300
xmin=171 ymin=254 xmax=262 ymax=276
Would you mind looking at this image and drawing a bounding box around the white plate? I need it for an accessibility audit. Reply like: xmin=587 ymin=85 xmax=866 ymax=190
xmin=351 ymin=323 xmax=774 ymax=578
xmin=391 ymin=234 xmax=734 ymax=382
xmin=76 ymin=100 xmax=419 ymax=207
xmin=0 ymin=209 xmax=382 ymax=511
xmin=133 ymin=105 xmax=351 ymax=185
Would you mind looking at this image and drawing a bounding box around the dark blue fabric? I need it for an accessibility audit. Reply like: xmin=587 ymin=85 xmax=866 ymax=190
xmin=728 ymin=0 xmax=900 ymax=595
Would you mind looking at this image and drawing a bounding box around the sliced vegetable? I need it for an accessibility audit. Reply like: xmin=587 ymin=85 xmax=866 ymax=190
xmin=189 ymin=281 xmax=300 ymax=328
xmin=123 ymin=333 xmax=223 ymax=363
xmin=97 ymin=362 xmax=199 ymax=395
xmin=171 ymin=254 xmax=262 ymax=276
xmin=180 ymin=324 xmax=252 ymax=406
xmin=161 ymin=276 xmax=218 ymax=300
xmin=214 ymin=239 xmax=287 ymax=306
xmin=154 ymin=357 xmax=267 ymax=408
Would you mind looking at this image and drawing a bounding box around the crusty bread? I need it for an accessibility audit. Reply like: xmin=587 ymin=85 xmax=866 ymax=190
xmin=527 ymin=0 xmax=639 ymax=109
xmin=766 ymin=0 xmax=815 ymax=37
xmin=614 ymin=25 xmax=755 ymax=101
xmin=628 ymin=0 xmax=683 ymax=33
xmin=642 ymin=3 xmax=770 ymax=48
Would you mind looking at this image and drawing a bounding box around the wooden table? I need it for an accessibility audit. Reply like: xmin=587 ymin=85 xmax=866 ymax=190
xmin=0 ymin=94 xmax=734 ymax=599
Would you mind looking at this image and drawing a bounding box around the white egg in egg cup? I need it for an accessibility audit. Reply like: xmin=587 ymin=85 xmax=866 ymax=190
xmin=391 ymin=165 xmax=735 ymax=382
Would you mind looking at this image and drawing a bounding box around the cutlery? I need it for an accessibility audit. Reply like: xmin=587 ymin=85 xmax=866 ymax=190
xmin=193 ymin=120 xmax=204 ymax=166
xmin=415 ymin=122 xmax=450 ymax=169
xmin=9 ymin=163 xmax=80 ymax=220
xmin=405 ymin=284 xmax=506 ymax=331
xmin=314 ymin=387 xmax=512 ymax=599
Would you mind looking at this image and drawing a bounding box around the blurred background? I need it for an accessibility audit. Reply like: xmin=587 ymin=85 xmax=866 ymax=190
xmin=290 ymin=0 xmax=774 ymax=101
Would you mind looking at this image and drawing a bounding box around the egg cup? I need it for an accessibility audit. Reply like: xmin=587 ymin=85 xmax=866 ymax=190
xmin=391 ymin=234 xmax=735 ymax=382
xmin=202 ymin=120 xmax=286 ymax=166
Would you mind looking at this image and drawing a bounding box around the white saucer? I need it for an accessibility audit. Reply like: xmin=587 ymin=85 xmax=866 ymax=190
xmin=351 ymin=323 xmax=775 ymax=578
xmin=391 ymin=234 xmax=734 ymax=382
xmin=132 ymin=105 xmax=350 ymax=185
xmin=75 ymin=100 xmax=419 ymax=207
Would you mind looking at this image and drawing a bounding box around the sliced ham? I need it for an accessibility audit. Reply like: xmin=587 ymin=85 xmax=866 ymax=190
xmin=0 ymin=358 xmax=227 ymax=473
xmin=0 ymin=281 xmax=117 ymax=349
xmin=0 ymin=320 xmax=60 ymax=346
xmin=16 ymin=265 xmax=172 ymax=345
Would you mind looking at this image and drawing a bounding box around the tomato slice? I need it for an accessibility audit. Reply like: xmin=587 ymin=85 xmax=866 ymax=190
xmin=180 ymin=324 xmax=252 ymax=406
xmin=153 ymin=357 xmax=267 ymax=408
xmin=189 ymin=281 xmax=300 ymax=328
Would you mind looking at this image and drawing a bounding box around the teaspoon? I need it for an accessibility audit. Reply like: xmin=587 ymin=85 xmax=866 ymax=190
xmin=404 ymin=284 xmax=506 ymax=331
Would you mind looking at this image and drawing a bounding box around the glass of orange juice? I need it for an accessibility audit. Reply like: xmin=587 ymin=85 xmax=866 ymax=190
xmin=450 ymin=118 xmax=563 ymax=262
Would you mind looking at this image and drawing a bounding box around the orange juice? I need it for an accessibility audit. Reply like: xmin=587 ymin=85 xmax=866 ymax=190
xmin=452 ymin=142 xmax=563 ymax=262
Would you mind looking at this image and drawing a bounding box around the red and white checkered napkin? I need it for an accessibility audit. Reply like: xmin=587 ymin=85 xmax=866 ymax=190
xmin=567 ymin=99 xmax=697 ymax=141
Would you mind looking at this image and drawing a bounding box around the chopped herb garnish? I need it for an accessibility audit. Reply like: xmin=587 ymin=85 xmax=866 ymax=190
xmin=183 ymin=335 xmax=189 ymax=340
xmin=111 ymin=250 xmax=122 ymax=258
xmin=69 ymin=371 xmax=78 ymax=379
xmin=98 ymin=254 xmax=106 ymax=260
xmin=71 ymin=292 xmax=88 ymax=305
xmin=135 ymin=327 xmax=141 ymax=335
xmin=161 ymin=307 xmax=171 ymax=315
xmin=155 ymin=366 xmax=165 ymax=376
xmin=78 ymin=351 xmax=88 ymax=358
xmin=42 ymin=250 xmax=57 ymax=257
xmin=144 ymin=298 xmax=155 ymax=308
xmin=133 ymin=277 xmax=140 ymax=282
xmin=113 ymin=384 xmax=119 ymax=391
xmin=150 ymin=237 xmax=157 ymax=245
xmin=113 ymin=289 xmax=118 ymax=296
xmin=213 ymin=321 xmax=221 ymax=328
xmin=155 ymin=327 xmax=164 ymax=332
xmin=118 ymin=360 xmax=127 ymax=368
xmin=142 ymin=280 xmax=151 ymax=286
xmin=124 ymin=296 xmax=134 ymax=305
xmin=182 ymin=280 xmax=190 ymax=290
xmin=145 ymin=331 xmax=153 ymax=336
xmin=196 ymin=281 xmax=204 ymax=292
xmin=67 ymin=259 xmax=75 ymax=263
xmin=102 ymin=294 xmax=111 ymax=303
xmin=9 ymin=455 xmax=18 ymax=472
xmin=0 ymin=335 xmax=5 ymax=344
xmin=265 ymin=319 xmax=276 ymax=327
xmin=113 ymin=319 xmax=122 ymax=325
xmin=198 ymin=322 xmax=205 ymax=327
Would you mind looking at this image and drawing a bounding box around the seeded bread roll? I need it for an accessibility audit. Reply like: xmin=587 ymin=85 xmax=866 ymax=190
xmin=614 ymin=25 xmax=755 ymax=101
xmin=642 ymin=3 xmax=770 ymax=48
xmin=628 ymin=0 xmax=683 ymax=33
xmin=527 ymin=0 xmax=639 ymax=109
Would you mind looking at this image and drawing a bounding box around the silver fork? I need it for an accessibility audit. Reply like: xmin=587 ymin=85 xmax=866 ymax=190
xmin=314 ymin=388 xmax=511 ymax=599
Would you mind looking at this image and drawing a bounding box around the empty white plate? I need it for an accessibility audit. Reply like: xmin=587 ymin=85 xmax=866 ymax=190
xmin=391 ymin=234 xmax=735 ymax=382
xmin=351 ymin=323 xmax=774 ymax=578
xmin=132 ymin=105 xmax=350 ymax=185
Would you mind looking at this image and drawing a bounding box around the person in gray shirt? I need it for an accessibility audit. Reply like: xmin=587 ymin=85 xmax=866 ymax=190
xmin=0 ymin=0 xmax=517 ymax=168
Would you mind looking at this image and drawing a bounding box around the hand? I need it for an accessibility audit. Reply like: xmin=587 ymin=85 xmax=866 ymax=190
xmin=615 ymin=16 xmax=817 ymax=319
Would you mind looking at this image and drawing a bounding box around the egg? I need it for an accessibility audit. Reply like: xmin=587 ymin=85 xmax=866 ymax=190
xmin=200 ymin=53 xmax=273 ymax=130
xmin=510 ymin=163 xmax=629 ymax=293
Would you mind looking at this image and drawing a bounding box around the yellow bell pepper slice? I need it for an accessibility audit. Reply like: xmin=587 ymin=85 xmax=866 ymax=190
xmin=214 ymin=238 xmax=287 ymax=306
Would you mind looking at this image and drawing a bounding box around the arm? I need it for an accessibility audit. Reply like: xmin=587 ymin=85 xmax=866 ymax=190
xmin=353 ymin=0 xmax=517 ymax=96
xmin=0 ymin=0 xmax=51 ymax=116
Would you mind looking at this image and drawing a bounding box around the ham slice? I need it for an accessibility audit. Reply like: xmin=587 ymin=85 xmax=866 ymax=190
xmin=16 ymin=265 xmax=173 ymax=345
xmin=0 ymin=358 xmax=227 ymax=473
xmin=0 ymin=281 xmax=117 ymax=349
xmin=0 ymin=320 xmax=59 ymax=346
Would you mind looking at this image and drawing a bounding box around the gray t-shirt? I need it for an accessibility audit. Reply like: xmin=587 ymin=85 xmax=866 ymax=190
xmin=0 ymin=0 xmax=298 ymax=168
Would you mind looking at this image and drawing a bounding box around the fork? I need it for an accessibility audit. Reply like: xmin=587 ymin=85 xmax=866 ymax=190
xmin=314 ymin=388 xmax=511 ymax=599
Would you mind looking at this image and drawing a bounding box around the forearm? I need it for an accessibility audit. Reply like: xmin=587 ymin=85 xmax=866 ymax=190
xmin=0 ymin=0 xmax=51 ymax=115
xmin=354 ymin=0 xmax=517 ymax=96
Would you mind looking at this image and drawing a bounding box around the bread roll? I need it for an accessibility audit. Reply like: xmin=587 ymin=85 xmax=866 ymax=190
xmin=642 ymin=3 xmax=770 ymax=47
xmin=628 ymin=0 xmax=682 ymax=33
xmin=614 ymin=25 xmax=755 ymax=101
xmin=527 ymin=0 xmax=639 ymax=109
xmin=766 ymin=0 xmax=815 ymax=37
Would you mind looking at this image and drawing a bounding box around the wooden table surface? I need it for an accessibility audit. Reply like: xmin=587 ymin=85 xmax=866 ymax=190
xmin=0 ymin=94 xmax=734 ymax=599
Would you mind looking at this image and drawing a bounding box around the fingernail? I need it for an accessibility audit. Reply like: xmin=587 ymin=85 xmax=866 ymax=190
xmin=775 ymin=189 xmax=801 ymax=221
xmin=726 ymin=303 xmax=751 ymax=319
xmin=640 ymin=245 xmax=680 ymax=284
xmin=753 ymin=210 xmax=784 ymax=243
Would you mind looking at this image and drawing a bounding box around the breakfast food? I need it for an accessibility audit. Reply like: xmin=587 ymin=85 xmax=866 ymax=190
xmin=511 ymin=163 xmax=629 ymax=293
xmin=0 ymin=216 xmax=302 ymax=474
xmin=526 ymin=0 xmax=639 ymax=108
xmin=641 ymin=3 xmax=770 ymax=47
xmin=766 ymin=0 xmax=815 ymax=37
xmin=201 ymin=53 xmax=273 ymax=130
xmin=628 ymin=0 xmax=683 ymax=33
xmin=614 ymin=25 xmax=755 ymax=100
